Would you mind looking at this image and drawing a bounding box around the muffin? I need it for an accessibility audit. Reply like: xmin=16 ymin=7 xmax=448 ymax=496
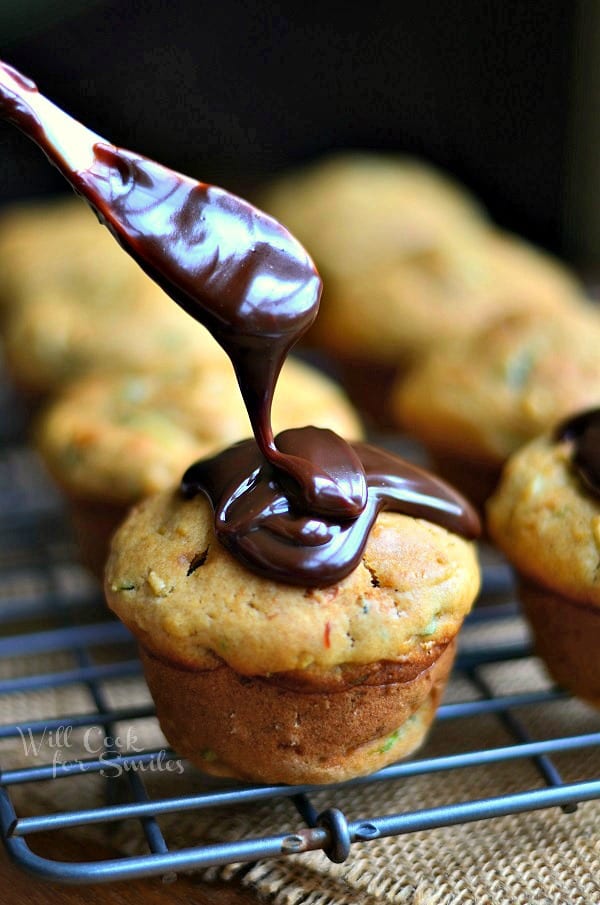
xmin=2 ymin=272 xmax=226 ymax=401
xmin=105 ymin=486 xmax=480 ymax=784
xmin=315 ymin=230 xmax=583 ymax=370
xmin=0 ymin=194 xmax=231 ymax=402
xmin=260 ymin=151 xmax=488 ymax=285
xmin=35 ymin=357 xmax=364 ymax=578
xmin=261 ymin=156 xmax=585 ymax=427
xmin=316 ymin=229 xmax=584 ymax=372
xmin=393 ymin=307 xmax=600 ymax=506
xmin=0 ymin=195 xmax=142 ymax=317
xmin=260 ymin=152 xmax=493 ymax=419
xmin=487 ymin=414 xmax=600 ymax=706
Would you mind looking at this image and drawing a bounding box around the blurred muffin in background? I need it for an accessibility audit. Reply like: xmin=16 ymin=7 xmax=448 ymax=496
xmin=0 ymin=195 xmax=139 ymax=318
xmin=260 ymin=151 xmax=488 ymax=284
xmin=35 ymin=357 xmax=364 ymax=578
xmin=314 ymin=229 xmax=584 ymax=369
xmin=1 ymin=271 xmax=226 ymax=401
xmin=0 ymin=195 xmax=228 ymax=404
xmin=393 ymin=307 xmax=600 ymax=506
xmin=260 ymin=152 xmax=585 ymax=424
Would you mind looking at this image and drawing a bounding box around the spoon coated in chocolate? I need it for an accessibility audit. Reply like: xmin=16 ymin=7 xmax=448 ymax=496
xmin=0 ymin=61 xmax=363 ymax=519
xmin=0 ymin=61 xmax=480 ymax=586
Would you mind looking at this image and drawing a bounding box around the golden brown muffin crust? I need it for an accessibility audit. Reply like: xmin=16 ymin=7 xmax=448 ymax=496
xmin=487 ymin=433 xmax=600 ymax=607
xmin=105 ymin=488 xmax=480 ymax=676
xmin=261 ymin=152 xmax=488 ymax=284
xmin=394 ymin=308 xmax=600 ymax=468
xmin=518 ymin=579 xmax=600 ymax=706
xmin=139 ymin=639 xmax=456 ymax=784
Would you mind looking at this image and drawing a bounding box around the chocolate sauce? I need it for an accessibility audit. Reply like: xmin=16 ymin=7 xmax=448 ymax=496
xmin=555 ymin=408 xmax=600 ymax=499
xmin=0 ymin=61 xmax=480 ymax=586
xmin=182 ymin=429 xmax=479 ymax=585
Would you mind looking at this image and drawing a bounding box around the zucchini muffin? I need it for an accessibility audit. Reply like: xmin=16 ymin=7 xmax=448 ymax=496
xmin=260 ymin=151 xmax=488 ymax=285
xmin=35 ymin=357 xmax=363 ymax=578
xmin=311 ymin=229 xmax=584 ymax=373
xmin=2 ymin=272 xmax=226 ymax=400
xmin=0 ymin=195 xmax=228 ymax=401
xmin=0 ymin=195 xmax=143 ymax=317
xmin=487 ymin=416 xmax=600 ymax=706
xmin=261 ymin=153 xmax=583 ymax=422
xmin=105 ymin=488 xmax=480 ymax=784
xmin=393 ymin=307 xmax=600 ymax=506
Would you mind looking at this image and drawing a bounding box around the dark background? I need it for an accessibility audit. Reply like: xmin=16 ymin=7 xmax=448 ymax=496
xmin=0 ymin=1 xmax=587 ymax=263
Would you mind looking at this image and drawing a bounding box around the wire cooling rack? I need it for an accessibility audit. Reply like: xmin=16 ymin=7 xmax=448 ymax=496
xmin=1 ymin=392 xmax=600 ymax=884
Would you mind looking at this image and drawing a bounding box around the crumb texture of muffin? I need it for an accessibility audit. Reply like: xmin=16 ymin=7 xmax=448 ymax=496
xmin=487 ymin=432 xmax=600 ymax=704
xmin=487 ymin=434 xmax=600 ymax=603
xmin=105 ymin=488 xmax=480 ymax=783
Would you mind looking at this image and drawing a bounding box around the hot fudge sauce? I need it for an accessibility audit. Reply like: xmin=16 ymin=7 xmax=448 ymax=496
xmin=0 ymin=61 xmax=480 ymax=586
xmin=181 ymin=429 xmax=479 ymax=584
xmin=555 ymin=408 xmax=600 ymax=500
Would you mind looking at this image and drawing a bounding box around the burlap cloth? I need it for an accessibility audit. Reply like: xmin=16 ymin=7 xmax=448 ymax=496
xmin=0 ymin=580 xmax=599 ymax=905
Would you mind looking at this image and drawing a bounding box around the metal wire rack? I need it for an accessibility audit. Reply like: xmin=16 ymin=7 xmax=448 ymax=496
xmin=1 ymin=388 xmax=599 ymax=885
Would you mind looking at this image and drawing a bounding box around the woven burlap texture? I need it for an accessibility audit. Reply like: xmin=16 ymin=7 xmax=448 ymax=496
xmin=0 ymin=613 xmax=599 ymax=905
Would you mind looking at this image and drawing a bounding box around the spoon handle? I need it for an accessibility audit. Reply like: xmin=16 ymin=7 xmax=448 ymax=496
xmin=0 ymin=60 xmax=105 ymax=176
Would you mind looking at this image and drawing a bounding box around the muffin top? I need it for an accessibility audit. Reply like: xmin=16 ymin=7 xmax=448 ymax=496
xmin=310 ymin=230 xmax=585 ymax=365
xmin=36 ymin=356 xmax=363 ymax=503
xmin=105 ymin=487 xmax=480 ymax=675
xmin=393 ymin=307 xmax=600 ymax=467
xmin=2 ymin=273 xmax=227 ymax=395
xmin=0 ymin=194 xmax=232 ymax=394
xmin=261 ymin=153 xmax=582 ymax=366
xmin=487 ymin=430 xmax=600 ymax=607
xmin=0 ymin=195 xmax=142 ymax=314
xmin=260 ymin=151 xmax=488 ymax=283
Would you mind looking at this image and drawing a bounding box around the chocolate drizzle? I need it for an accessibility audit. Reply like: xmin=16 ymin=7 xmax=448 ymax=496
xmin=182 ymin=429 xmax=480 ymax=585
xmin=555 ymin=408 xmax=600 ymax=499
xmin=0 ymin=60 xmax=480 ymax=586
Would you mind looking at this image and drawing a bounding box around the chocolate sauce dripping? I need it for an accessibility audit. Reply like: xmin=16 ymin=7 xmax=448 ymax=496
xmin=0 ymin=62 xmax=360 ymax=519
xmin=0 ymin=61 xmax=480 ymax=586
xmin=182 ymin=429 xmax=480 ymax=585
xmin=555 ymin=408 xmax=600 ymax=499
